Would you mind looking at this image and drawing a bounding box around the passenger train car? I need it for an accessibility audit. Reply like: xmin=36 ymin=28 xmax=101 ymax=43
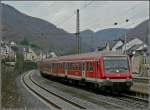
xmin=38 ymin=51 xmax=133 ymax=91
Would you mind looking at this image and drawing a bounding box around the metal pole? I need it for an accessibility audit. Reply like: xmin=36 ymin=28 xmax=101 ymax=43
xmin=147 ymin=19 xmax=150 ymax=108
xmin=76 ymin=9 xmax=80 ymax=54
xmin=124 ymin=31 xmax=127 ymax=55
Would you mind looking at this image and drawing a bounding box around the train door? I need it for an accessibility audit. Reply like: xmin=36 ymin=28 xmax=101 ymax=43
xmin=82 ymin=62 xmax=86 ymax=79
xmin=95 ymin=61 xmax=100 ymax=81
xmin=49 ymin=63 xmax=52 ymax=73
xmin=64 ymin=62 xmax=68 ymax=76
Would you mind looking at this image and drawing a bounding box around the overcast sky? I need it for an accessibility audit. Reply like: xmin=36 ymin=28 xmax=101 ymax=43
xmin=2 ymin=1 xmax=149 ymax=33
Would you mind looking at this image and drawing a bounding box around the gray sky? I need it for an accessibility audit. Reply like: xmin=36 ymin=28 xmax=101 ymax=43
xmin=2 ymin=1 xmax=149 ymax=33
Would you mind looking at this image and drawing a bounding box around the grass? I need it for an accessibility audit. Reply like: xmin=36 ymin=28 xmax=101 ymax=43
xmin=1 ymin=63 xmax=24 ymax=108
xmin=1 ymin=60 xmax=37 ymax=108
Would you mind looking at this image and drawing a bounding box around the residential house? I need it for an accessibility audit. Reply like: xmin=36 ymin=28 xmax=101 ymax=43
xmin=1 ymin=40 xmax=16 ymax=61
xmin=95 ymin=39 xmax=124 ymax=52
xmin=122 ymin=38 xmax=143 ymax=51
xmin=39 ymin=51 xmax=57 ymax=60
xmin=10 ymin=41 xmax=17 ymax=47
xmin=23 ymin=47 xmax=39 ymax=62
xmin=111 ymin=40 xmax=124 ymax=51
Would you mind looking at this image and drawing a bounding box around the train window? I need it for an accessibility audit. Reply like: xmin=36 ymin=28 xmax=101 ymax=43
xmin=71 ymin=63 xmax=73 ymax=70
xmin=76 ymin=63 xmax=78 ymax=70
xmin=64 ymin=63 xmax=67 ymax=69
xmin=77 ymin=63 xmax=79 ymax=70
xmin=69 ymin=63 xmax=70 ymax=69
xmin=76 ymin=63 xmax=79 ymax=70
xmin=79 ymin=63 xmax=81 ymax=70
xmin=86 ymin=62 xmax=89 ymax=71
xmin=74 ymin=63 xmax=76 ymax=69
xmin=68 ymin=63 xmax=70 ymax=69
xmin=82 ymin=63 xmax=85 ymax=70
xmin=72 ymin=63 xmax=74 ymax=70
xmin=73 ymin=63 xmax=75 ymax=70
xmin=74 ymin=63 xmax=76 ymax=70
xmin=97 ymin=61 xmax=99 ymax=69
xmin=69 ymin=63 xmax=71 ymax=69
xmin=104 ymin=57 xmax=129 ymax=73
xmin=68 ymin=63 xmax=69 ymax=69
xmin=89 ymin=62 xmax=94 ymax=71
xmin=55 ymin=64 xmax=57 ymax=69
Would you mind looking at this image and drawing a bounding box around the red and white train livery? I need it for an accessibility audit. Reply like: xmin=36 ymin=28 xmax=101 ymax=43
xmin=38 ymin=51 xmax=133 ymax=91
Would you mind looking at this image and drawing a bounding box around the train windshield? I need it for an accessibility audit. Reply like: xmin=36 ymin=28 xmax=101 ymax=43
xmin=104 ymin=56 xmax=129 ymax=74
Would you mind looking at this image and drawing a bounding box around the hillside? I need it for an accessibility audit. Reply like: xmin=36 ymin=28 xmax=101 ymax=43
xmin=1 ymin=3 xmax=79 ymax=55
xmin=1 ymin=3 xmax=149 ymax=55
xmin=80 ymin=19 xmax=149 ymax=49
xmin=125 ymin=19 xmax=149 ymax=43
xmin=80 ymin=28 xmax=127 ymax=50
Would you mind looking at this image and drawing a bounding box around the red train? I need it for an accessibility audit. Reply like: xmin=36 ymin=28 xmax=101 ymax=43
xmin=38 ymin=51 xmax=133 ymax=91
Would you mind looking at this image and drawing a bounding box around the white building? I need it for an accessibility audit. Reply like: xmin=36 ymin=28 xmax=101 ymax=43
xmin=10 ymin=41 xmax=17 ymax=47
xmin=122 ymin=38 xmax=143 ymax=51
xmin=111 ymin=40 xmax=124 ymax=51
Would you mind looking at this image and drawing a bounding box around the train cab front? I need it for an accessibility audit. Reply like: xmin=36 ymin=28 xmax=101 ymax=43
xmin=100 ymin=56 xmax=133 ymax=91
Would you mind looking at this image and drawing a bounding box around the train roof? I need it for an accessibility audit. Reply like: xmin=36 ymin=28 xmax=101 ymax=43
xmin=42 ymin=51 xmax=127 ymax=62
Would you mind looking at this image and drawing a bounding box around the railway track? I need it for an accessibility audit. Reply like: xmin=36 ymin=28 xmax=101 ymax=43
xmin=31 ymin=70 xmax=149 ymax=109
xmin=22 ymin=72 xmax=87 ymax=110
xmin=30 ymin=72 xmax=125 ymax=109
xmin=128 ymin=77 xmax=149 ymax=101
xmin=122 ymin=90 xmax=149 ymax=102
xmin=133 ymin=77 xmax=149 ymax=83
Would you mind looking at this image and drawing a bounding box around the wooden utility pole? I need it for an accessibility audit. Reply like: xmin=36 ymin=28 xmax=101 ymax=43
xmin=76 ymin=9 xmax=80 ymax=54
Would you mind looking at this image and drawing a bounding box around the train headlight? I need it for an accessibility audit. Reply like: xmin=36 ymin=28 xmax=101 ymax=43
xmin=116 ymin=69 xmax=119 ymax=72
xmin=106 ymin=78 xmax=110 ymax=80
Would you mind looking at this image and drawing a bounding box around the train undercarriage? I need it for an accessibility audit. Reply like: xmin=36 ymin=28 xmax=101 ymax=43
xmin=40 ymin=72 xmax=132 ymax=92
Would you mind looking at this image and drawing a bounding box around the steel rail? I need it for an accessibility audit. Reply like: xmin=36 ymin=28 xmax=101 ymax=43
xmin=28 ymin=72 xmax=86 ymax=109
xmin=133 ymin=77 xmax=149 ymax=83
xmin=22 ymin=73 xmax=61 ymax=109
xmin=35 ymin=70 xmax=148 ymax=109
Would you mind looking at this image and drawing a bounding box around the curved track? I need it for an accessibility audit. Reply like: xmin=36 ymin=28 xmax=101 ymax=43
xmin=22 ymin=72 xmax=88 ymax=110
xmin=22 ymin=70 xmax=149 ymax=109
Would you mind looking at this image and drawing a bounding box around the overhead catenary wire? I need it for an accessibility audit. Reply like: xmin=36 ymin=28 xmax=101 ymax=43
xmin=47 ymin=2 xmax=148 ymax=33
xmin=80 ymin=2 xmax=146 ymax=30
xmin=57 ymin=1 xmax=94 ymax=26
